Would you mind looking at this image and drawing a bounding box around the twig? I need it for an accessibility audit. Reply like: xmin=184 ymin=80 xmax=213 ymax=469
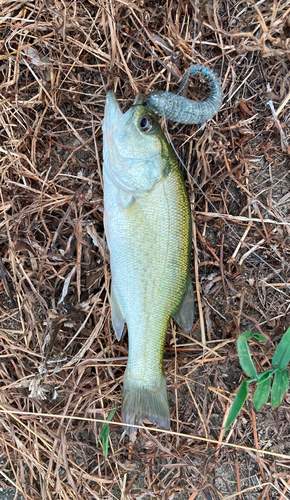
xmin=0 ymin=257 xmax=16 ymax=307
xmin=267 ymin=83 xmax=288 ymax=149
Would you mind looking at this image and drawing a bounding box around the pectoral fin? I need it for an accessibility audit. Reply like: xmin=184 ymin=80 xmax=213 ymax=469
xmin=110 ymin=284 xmax=125 ymax=341
xmin=173 ymin=272 xmax=194 ymax=334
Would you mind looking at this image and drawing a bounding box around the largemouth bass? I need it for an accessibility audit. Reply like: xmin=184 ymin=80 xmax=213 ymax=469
xmin=102 ymin=91 xmax=194 ymax=433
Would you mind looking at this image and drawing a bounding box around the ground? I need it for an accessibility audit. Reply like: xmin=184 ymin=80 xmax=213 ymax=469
xmin=0 ymin=0 xmax=290 ymax=499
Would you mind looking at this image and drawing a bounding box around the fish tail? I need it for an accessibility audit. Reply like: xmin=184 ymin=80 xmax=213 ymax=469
xmin=122 ymin=369 xmax=170 ymax=435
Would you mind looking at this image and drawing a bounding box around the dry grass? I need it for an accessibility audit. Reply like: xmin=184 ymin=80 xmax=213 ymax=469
xmin=0 ymin=0 xmax=290 ymax=498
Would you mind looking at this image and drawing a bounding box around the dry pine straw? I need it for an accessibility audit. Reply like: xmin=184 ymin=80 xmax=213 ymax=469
xmin=0 ymin=0 xmax=290 ymax=499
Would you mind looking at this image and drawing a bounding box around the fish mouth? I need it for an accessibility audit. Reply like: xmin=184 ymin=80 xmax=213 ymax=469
xmin=103 ymin=91 xmax=142 ymax=145
xmin=132 ymin=93 xmax=146 ymax=106
xmin=103 ymin=90 xmax=123 ymax=128
xmin=103 ymin=91 xmax=146 ymax=131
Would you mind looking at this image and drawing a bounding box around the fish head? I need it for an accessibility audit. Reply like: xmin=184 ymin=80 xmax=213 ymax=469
xmin=102 ymin=91 xmax=172 ymax=194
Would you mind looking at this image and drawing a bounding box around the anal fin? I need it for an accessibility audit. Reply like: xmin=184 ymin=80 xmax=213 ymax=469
xmin=173 ymin=271 xmax=194 ymax=334
xmin=110 ymin=284 xmax=125 ymax=341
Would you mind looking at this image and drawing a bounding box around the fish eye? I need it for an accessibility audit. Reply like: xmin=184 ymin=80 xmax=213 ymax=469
xmin=139 ymin=115 xmax=155 ymax=133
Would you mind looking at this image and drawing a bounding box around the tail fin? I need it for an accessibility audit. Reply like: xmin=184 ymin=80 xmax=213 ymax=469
xmin=122 ymin=369 xmax=170 ymax=435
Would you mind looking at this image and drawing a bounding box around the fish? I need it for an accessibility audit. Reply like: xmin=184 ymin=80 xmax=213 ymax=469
xmin=146 ymin=64 xmax=223 ymax=124
xmin=102 ymin=91 xmax=194 ymax=434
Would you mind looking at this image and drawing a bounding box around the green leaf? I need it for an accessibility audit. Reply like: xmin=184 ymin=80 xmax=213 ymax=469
xmin=237 ymin=336 xmax=258 ymax=379
xmin=253 ymin=376 xmax=272 ymax=411
xmin=102 ymin=424 xmax=110 ymax=460
xmin=272 ymin=327 xmax=290 ymax=369
xmin=271 ymin=369 xmax=290 ymax=410
xmin=241 ymin=331 xmax=252 ymax=341
xmin=224 ymin=380 xmax=249 ymax=432
xmin=256 ymin=369 xmax=276 ymax=384
xmin=97 ymin=408 xmax=116 ymax=460
xmin=241 ymin=331 xmax=267 ymax=342
xmin=251 ymin=333 xmax=267 ymax=341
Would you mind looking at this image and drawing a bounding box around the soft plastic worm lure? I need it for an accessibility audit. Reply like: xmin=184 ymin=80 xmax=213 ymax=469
xmin=146 ymin=64 xmax=223 ymax=125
